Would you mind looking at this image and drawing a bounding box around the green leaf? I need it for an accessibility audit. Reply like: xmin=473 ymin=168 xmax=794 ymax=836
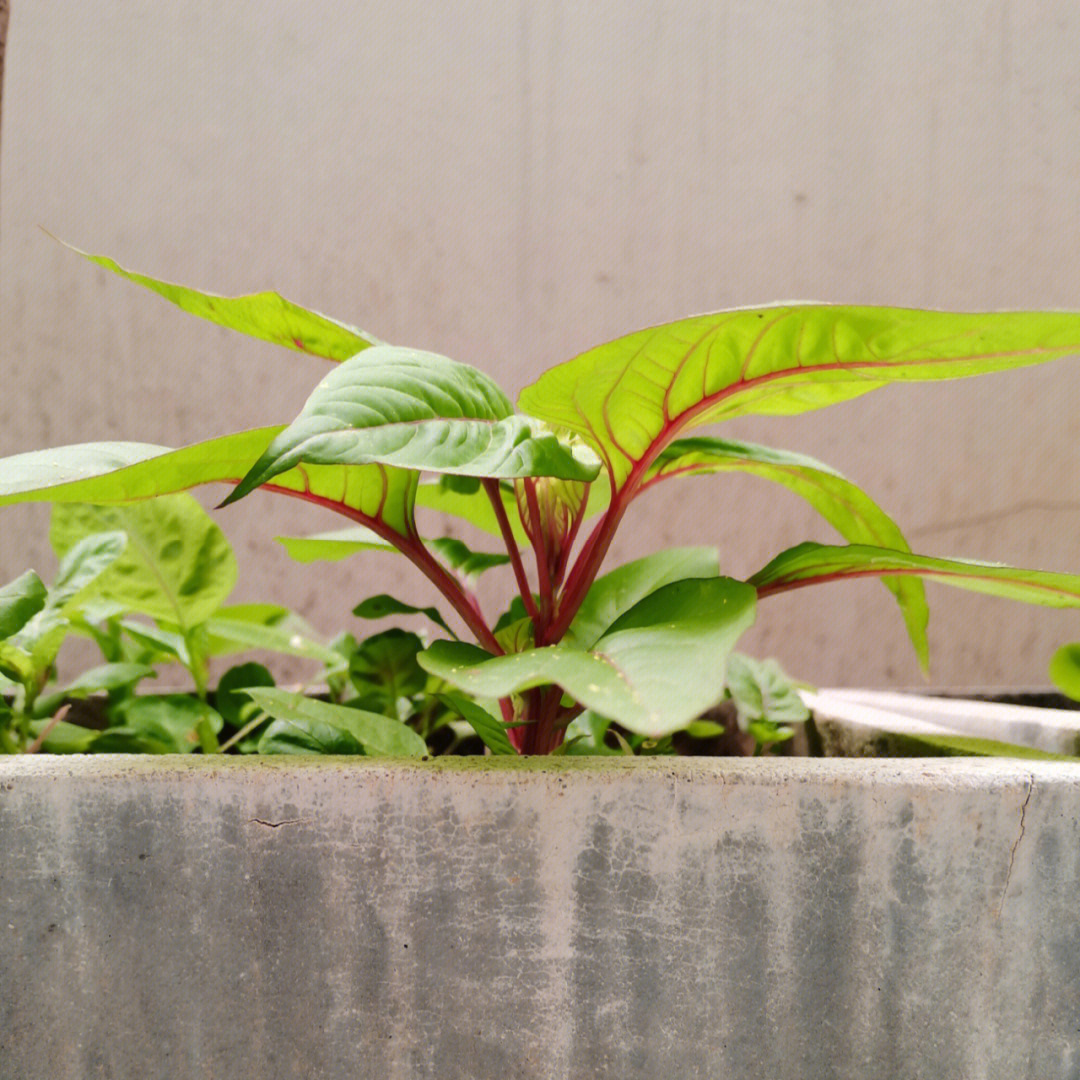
xmin=427 ymin=537 xmax=511 ymax=579
xmin=27 ymin=717 xmax=101 ymax=754
xmin=50 ymin=496 xmax=237 ymax=630
xmin=118 ymin=618 xmax=190 ymax=665
xmin=1050 ymin=643 xmax=1080 ymax=702
xmin=277 ymin=526 xmax=399 ymax=562
xmin=436 ymin=693 xmax=517 ymax=755
xmin=568 ymin=547 xmax=720 ymax=648
xmin=0 ymin=571 xmax=47 ymax=640
xmin=0 ymin=641 xmax=34 ymax=683
xmin=201 ymin=614 xmax=341 ymax=665
xmin=519 ymin=306 xmax=1080 ymax=489
xmin=420 ymin=577 xmax=757 ymax=737
xmin=724 ymin=653 xmax=809 ymax=732
xmin=348 ymin=629 xmax=427 ymax=706
xmin=247 ymin=688 xmax=427 ymax=756
xmin=72 ymin=245 xmax=379 ymax=360
xmin=224 ymin=347 xmax=600 ymax=505
xmin=0 ymin=428 xmax=422 ymax=548
xmin=751 ymin=542 xmax=1080 ymax=609
xmin=642 ymin=437 xmax=929 ymax=668
xmin=214 ymin=662 xmax=275 ymax=727
xmin=352 ymin=594 xmax=453 ymax=636
xmin=33 ymin=662 xmax=156 ymax=718
xmin=48 ymin=531 xmax=129 ymax=610
xmin=109 ymin=695 xmax=224 ymax=754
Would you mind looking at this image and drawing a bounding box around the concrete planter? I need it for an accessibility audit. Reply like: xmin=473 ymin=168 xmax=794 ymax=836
xmin=3 ymin=752 xmax=1080 ymax=1078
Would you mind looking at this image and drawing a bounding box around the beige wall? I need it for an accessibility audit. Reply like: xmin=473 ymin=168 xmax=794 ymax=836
xmin=3 ymin=2 xmax=1080 ymax=687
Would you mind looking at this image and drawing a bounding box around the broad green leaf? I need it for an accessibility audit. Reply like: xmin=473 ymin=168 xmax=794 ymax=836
xmin=519 ymin=306 xmax=1080 ymax=489
xmin=641 ymin=437 xmax=929 ymax=667
xmin=0 ymin=428 xmax=421 ymax=546
xmin=110 ymin=694 xmax=224 ymax=753
xmin=247 ymin=688 xmax=427 ymax=756
xmin=33 ymin=662 xmax=155 ymax=718
xmin=348 ymin=629 xmax=427 ymax=706
xmin=27 ymin=717 xmax=101 ymax=754
xmin=561 ymin=710 xmax=622 ymax=756
xmin=751 ymin=542 xmax=1080 ymax=609
xmin=436 ymin=693 xmax=517 ymax=755
xmin=214 ymin=662 xmax=275 ymax=727
xmin=50 ymin=496 xmax=237 ymax=629
xmin=74 ymin=245 xmax=379 ymax=360
xmin=724 ymin=653 xmax=809 ymax=731
xmin=225 ymin=347 xmax=600 ymax=504
xmin=1049 ymin=643 xmax=1080 ymax=702
xmin=0 ymin=571 xmax=47 ymax=639
xmin=568 ymin=547 xmax=720 ymax=648
xmin=420 ymin=577 xmax=757 ymax=737
xmin=353 ymin=594 xmax=453 ymax=636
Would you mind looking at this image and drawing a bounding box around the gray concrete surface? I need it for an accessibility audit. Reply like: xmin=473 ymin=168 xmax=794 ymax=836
xmin=2 ymin=755 xmax=1078 ymax=1078
xmin=4 ymin=4 xmax=1080 ymax=688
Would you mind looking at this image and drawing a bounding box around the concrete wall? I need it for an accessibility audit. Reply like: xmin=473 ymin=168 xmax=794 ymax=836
xmin=2 ymin=756 xmax=1079 ymax=1078
xmin=3 ymin=3 xmax=1080 ymax=686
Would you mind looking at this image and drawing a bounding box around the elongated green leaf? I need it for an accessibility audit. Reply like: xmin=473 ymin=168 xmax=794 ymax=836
xmin=225 ymin=347 xmax=600 ymax=504
xmin=427 ymin=537 xmax=511 ymax=579
xmin=276 ymin=528 xmax=508 ymax=583
xmin=751 ymin=542 xmax=1080 ymax=610
xmin=247 ymin=688 xmax=427 ymax=756
xmin=50 ymin=496 xmax=237 ymax=630
xmin=643 ymin=437 xmax=929 ymax=667
xmin=0 ymin=571 xmax=47 ymax=640
xmin=33 ymin=662 xmax=156 ymax=719
xmin=568 ymin=546 xmax=720 ymax=648
xmin=27 ymin=717 xmax=101 ymax=754
xmin=0 ymin=428 xmax=422 ymax=547
xmin=421 ymin=577 xmax=756 ymax=737
xmin=436 ymin=693 xmax=517 ymax=755
xmin=201 ymin=615 xmax=342 ymax=665
xmin=353 ymin=594 xmax=454 ymax=636
xmin=519 ymin=306 xmax=1080 ymax=488
xmin=74 ymin=245 xmax=379 ymax=360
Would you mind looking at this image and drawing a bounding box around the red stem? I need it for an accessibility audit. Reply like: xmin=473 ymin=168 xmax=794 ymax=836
xmin=260 ymin=482 xmax=502 ymax=654
xmin=523 ymin=479 xmax=554 ymax=628
xmin=483 ymin=479 xmax=542 ymax=627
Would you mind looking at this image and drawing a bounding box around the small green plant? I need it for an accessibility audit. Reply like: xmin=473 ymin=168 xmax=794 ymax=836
xmin=6 ymin=247 xmax=1080 ymax=754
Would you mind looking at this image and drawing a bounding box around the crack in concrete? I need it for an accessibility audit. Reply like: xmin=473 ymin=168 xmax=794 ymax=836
xmin=248 ymin=817 xmax=303 ymax=829
xmin=997 ymin=776 xmax=1034 ymax=918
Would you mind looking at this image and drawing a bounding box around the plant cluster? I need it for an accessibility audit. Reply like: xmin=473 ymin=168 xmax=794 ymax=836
xmin=5 ymin=248 xmax=1080 ymax=755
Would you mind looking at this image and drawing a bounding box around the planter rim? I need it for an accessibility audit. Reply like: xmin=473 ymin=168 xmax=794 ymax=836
xmin=3 ymin=753 xmax=1079 ymax=788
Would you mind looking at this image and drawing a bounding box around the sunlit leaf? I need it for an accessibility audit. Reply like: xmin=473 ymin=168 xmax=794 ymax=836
xmin=225 ymin=347 xmax=600 ymax=504
xmin=50 ymin=496 xmax=237 ymax=630
xmin=751 ymin=542 xmax=1080 ymax=609
xmin=641 ymin=437 xmax=929 ymax=667
xmin=1049 ymin=643 xmax=1080 ymax=702
xmin=73 ymin=244 xmax=379 ymax=360
xmin=520 ymin=306 xmax=1080 ymax=488
xmin=0 ymin=571 xmax=47 ymax=640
